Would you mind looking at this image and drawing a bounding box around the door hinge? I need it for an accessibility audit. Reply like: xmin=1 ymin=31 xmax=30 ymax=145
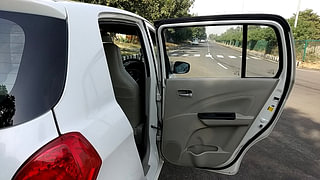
xmin=156 ymin=93 xmax=161 ymax=102
xmin=151 ymin=125 xmax=161 ymax=130
xmin=151 ymin=124 xmax=162 ymax=142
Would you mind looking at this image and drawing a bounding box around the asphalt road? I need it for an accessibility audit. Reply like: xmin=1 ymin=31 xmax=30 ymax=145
xmin=169 ymin=42 xmax=278 ymax=77
xmin=159 ymin=44 xmax=320 ymax=179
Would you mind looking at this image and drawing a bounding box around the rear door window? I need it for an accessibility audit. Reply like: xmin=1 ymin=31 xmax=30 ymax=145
xmin=163 ymin=24 xmax=280 ymax=78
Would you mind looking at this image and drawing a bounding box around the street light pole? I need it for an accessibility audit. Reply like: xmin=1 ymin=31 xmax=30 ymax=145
xmin=294 ymin=0 xmax=301 ymax=28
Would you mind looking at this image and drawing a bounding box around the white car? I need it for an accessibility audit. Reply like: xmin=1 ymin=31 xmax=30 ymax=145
xmin=191 ymin=39 xmax=199 ymax=45
xmin=0 ymin=0 xmax=295 ymax=180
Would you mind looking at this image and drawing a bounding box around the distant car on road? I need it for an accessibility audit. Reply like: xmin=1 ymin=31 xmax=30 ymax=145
xmin=191 ymin=39 xmax=199 ymax=45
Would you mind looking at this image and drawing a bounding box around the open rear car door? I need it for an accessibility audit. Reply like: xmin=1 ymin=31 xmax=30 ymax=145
xmin=155 ymin=14 xmax=295 ymax=175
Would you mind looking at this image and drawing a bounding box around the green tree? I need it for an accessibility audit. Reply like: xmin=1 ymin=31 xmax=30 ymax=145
xmin=0 ymin=85 xmax=7 ymax=95
xmin=248 ymin=26 xmax=277 ymax=53
xmin=164 ymin=26 xmax=207 ymax=43
xmin=261 ymin=27 xmax=277 ymax=54
xmin=191 ymin=27 xmax=206 ymax=40
xmin=215 ymin=26 xmax=242 ymax=46
xmin=75 ymin=0 xmax=194 ymax=22
xmin=247 ymin=26 xmax=263 ymax=50
xmin=208 ymin=34 xmax=218 ymax=41
xmin=165 ymin=27 xmax=193 ymax=43
xmin=287 ymin=9 xmax=320 ymax=40
xmin=214 ymin=25 xmax=278 ymax=54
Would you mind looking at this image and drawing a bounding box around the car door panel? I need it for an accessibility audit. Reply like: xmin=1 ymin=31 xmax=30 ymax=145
xmin=162 ymin=78 xmax=278 ymax=167
xmin=156 ymin=14 xmax=294 ymax=174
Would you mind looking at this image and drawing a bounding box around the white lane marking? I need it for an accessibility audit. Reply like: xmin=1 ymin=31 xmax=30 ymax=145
xmin=251 ymin=56 xmax=260 ymax=60
xmin=240 ymin=56 xmax=250 ymax=59
xmin=228 ymin=56 xmax=237 ymax=59
xmin=217 ymin=55 xmax=224 ymax=58
xmin=194 ymin=54 xmax=201 ymax=57
xmin=205 ymin=53 xmax=214 ymax=59
xmin=171 ymin=53 xmax=178 ymax=56
xmin=182 ymin=54 xmax=189 ymax=57
xmin=217 ymin=63 xmax=228 ymax=69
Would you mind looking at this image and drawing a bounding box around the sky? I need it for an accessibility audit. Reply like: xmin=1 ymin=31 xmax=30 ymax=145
xmin=190 ymin=0 xmax=320 ymax=35
xmin=190 ymin=0 xmax=320 ymax=18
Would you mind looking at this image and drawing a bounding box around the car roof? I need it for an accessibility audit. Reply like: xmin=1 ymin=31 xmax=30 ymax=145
xmin=0 ymin=0 xmax=66 ymax=19
xmin=66 ymin=1 xmax=148 ymax=20
xmin=0 ymin=0 xmax=149 ymax=23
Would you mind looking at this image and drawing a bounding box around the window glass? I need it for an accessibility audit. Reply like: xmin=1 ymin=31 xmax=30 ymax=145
xmin=163 ymin=24 xmax=280 ymax=79
xmin=164 ymin=25 xmax=242 ymax=78
xmin=0 ymin=11 xmax=67 ymax=128
xmin=246 ymin=25 xmax=279 ymax=77
xmin=101 ymin=30 xmax=143 ymax=61
xmin=0 ymin=18 xmax=24 ymax=92
xmin=115 ymin=34 xmax=142 ymax=60
xmin=99 ymin=22 xmax=150 ymax=86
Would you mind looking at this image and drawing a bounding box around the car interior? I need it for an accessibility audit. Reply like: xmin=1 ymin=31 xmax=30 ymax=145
xmin=99 ymin=22 xmax=149 ymax=160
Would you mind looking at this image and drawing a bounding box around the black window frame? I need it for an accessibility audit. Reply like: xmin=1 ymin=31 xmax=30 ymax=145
xmin=156 ymin=16 xmax=284 ymax=79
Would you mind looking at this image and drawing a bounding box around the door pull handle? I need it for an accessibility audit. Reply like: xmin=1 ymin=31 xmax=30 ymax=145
xmin=178 ymin=90 xmax=193 ymax=97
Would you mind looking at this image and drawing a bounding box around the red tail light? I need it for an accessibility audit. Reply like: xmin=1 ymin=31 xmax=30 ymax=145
xmin=13 ymin=132 xmax=102 ymax=180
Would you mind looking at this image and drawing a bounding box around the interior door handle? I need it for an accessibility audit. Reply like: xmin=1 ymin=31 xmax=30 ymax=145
xmin=178 ymin=90 xmax=192 ymax=97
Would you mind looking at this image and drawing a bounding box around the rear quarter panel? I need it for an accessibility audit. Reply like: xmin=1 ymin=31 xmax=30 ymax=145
xmin=0 ymin=112 xmax=58 ymax=179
